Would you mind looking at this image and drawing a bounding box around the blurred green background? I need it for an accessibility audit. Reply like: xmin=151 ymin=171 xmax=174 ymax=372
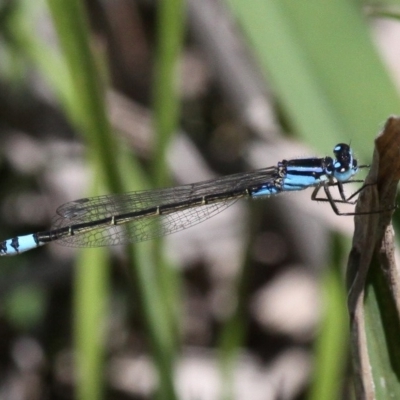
xmin=0 ymin=0 xmax=399 ymax=399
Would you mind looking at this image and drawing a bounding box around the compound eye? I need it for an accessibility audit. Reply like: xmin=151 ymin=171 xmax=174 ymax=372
xmin=333 ymin=143 xmax=350 ymax=157
xmin=334 ymin=161 xmax=348 ymax=174
xmin=333 ymin=145 xmax=342 ymax=156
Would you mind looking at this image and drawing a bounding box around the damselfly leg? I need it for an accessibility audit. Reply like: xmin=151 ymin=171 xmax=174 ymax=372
xmin=311 ymin=181 xmax=396 ymax=216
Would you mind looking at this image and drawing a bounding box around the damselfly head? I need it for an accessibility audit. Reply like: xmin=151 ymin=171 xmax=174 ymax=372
xmin=332 ymin=143 xmax=359 ymax=182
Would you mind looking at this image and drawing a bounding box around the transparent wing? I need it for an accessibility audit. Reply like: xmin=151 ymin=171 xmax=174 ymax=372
xmin=51 ymin=167 xmax=277 ymax=247
xmin=54 ymin=200 xmax=239 ymax=247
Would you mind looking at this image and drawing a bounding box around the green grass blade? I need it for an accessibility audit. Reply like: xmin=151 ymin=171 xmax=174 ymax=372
xmin=47 ymin=0 xmax=187 ymax=395
xmin=226 ymin=0 xmax=400 ymax=158
xmin=45 ymin=2 xmax=120 ymax=399
xmin=149 ymin=0 xmax=187 ymax=373
xmin=46 ymin=0 xmax=121 ymax=192
xmin=119 ymin=148 xmax=179 ymax=400
xmin=226 ymin=1 xmax=400 ymax=397
xmin=4 ymin=0 xmax=74 ymax=111
xmin=74 ymin=245 xmax=109 ymax=400
xmin=309 ymin=235 xmax=349 ymax=400
xmin=364 ymin=256 xmax=400 ymax=399
xmin=153 ymin=0 xmax=186 ymax=186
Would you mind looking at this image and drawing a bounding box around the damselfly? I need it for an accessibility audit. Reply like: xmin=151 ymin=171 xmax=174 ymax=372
xmin=0 ymin=143 xmax=370 ymax=256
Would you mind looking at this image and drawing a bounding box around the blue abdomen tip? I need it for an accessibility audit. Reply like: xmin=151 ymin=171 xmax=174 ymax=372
xmin=0 ymin=234 xmax=42 ymax=256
